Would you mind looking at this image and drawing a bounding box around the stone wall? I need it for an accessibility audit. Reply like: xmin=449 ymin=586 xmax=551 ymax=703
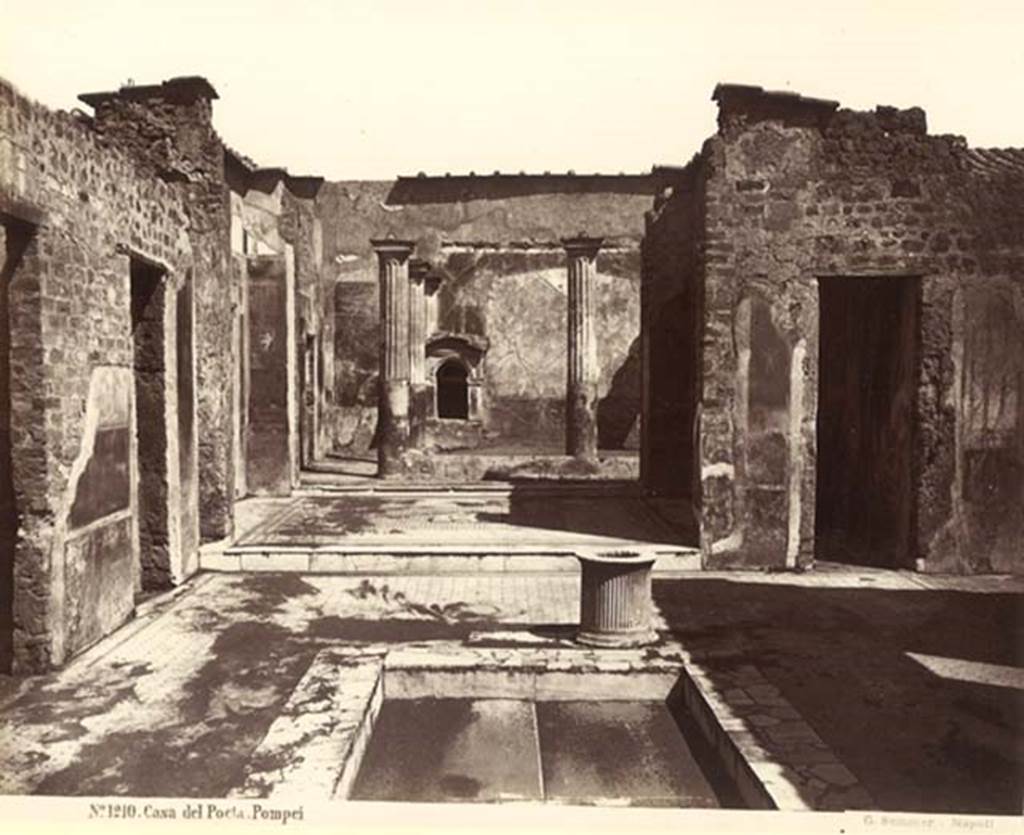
xmin=244 ymin=253 xmax=295 ymax=494
xmin=280 ymin=182 xmax=326 ymax=465
xmin=641 ymin=162 xmax=705 ymax=514
xmin=83 ymin=78 xmax=231 ymax=543
xmin=227 ymin=160 xmax=285 ymax=499
xmin=685 ymin=85 xmax=1024 ymax=573
xmin=321 ymin=175 xmax=667 ymax=455
xmin=226 ymin=160 xmax=322 ymax=494
xmin=0 ymin=78 xmax=195 ymax=671
xmin=0 ymin=223 xmax=18 ymax=671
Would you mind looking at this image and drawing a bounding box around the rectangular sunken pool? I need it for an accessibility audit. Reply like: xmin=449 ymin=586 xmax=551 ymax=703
xmin=350 ymin=697 xmax=733 ymax=807
xmin=230 ymin=641 xmax=871 ymax=811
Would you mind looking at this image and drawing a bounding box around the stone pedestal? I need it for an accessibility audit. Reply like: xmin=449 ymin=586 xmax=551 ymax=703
xmin=576 ymin=550 xmax=658 ymax=647
xmin=371 ymin=239 xmax=415 ymax=477
xmin=563 ymin=236 xmax=603 ymax=460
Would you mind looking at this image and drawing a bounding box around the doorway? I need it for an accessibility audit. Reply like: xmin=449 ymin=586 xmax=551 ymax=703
xmin=815 ymin=276 xmax=919 ymax=568
xmin=437 ymin=360 xmax=469 ymax=420
xmin=130 ymin=258 xmax=170 ymax=588
xmin=1 ymin=221 xmax=33 ymax=672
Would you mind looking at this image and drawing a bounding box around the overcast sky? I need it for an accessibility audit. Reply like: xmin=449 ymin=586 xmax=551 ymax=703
xmin=2 ymin=0 xmax=1022 ymax=179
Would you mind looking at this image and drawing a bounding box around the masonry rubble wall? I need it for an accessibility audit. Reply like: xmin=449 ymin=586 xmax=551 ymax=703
xmin=281 ymin=183 xmax=326 ymax=468
xmin=225 ymin=156 xmax=322 ymax=495
xmin=641 ymin=163 xmax=706 ymax=525
xmin=688 ymin=85 xmax=1024 ymax=573
xmin=0 ymin=78 xmax=196 ymax=672
xmin=83 ymin=78 xmax=234 ymax=542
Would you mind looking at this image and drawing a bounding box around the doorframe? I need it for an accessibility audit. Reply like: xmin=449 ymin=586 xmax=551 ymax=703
xmin=813 ymin=272 xmax=923 ymax=570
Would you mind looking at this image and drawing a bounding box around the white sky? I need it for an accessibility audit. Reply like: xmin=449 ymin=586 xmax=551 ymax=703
xmin=2 ymin=0 xmax=1022 ymax=179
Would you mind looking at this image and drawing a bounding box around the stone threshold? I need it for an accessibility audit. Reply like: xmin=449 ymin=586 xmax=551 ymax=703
xmin=230 ymin=639 xmax=874 ymax=812
xmin=293 ymin=481 xmax=644 ymax=497
xmin=202 ymin=549 xmax=702 ymax=575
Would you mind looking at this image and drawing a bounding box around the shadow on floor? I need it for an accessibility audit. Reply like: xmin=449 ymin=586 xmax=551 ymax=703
xmin=474 ymin=483 xmax=692 ymax=546
xmin=651 ymin=578 xmax=1024 ymax=814
xmin=9 ymin=573 xmax=1021 ymax=815
xmin=239 ymin=485 xmax=696 ymax=548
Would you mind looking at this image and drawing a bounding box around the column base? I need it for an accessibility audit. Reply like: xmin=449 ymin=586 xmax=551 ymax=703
xmin=376 ymin=446 xmax=435 ymax=481
xmin=408 ymin=383 xmax=431 ymax=450
xmin=378 ymin=379 xmax=411 ymax=478
xmin=566 ymin=388 xmax=598 ymax=459
xmin=575 ymin=627 xmax=659 ymax=648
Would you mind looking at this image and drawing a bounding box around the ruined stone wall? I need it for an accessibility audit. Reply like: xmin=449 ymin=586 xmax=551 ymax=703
xmin=226 ymin=168 xmax=320 ymax=491
xmin=950 ymin=157 xmax=1024 ymax=573
xmin=0 ymin=79 xmax=194 ymax=671
xmin=321 ymin=176 xmax=661 ymax=454
xmin=228 ymin=173 xmax=285 ymax=498
xmin=696 ymin=87 xmax=1024 ymax=573
xmin=641 ymin=163 xmax=705 ymax=511
xmin=244 ymin=253 xmax=295 ymax=494
xmin=86 ymin=80 xmax=232 ymax=542
xmin=281 ymin=185 xmax=325 ymax=465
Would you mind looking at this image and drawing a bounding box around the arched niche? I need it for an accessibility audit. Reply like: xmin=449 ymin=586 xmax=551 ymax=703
xmin=436 ymin=359 xmax=470 ymax=419
xmin=425 ymin=332 xmax=488 ymax=422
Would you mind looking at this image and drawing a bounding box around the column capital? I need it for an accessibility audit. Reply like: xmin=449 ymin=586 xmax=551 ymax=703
xmin=561 ymin=235 xmax=604 ymax=257
xmin=370 ymin=238 xmax=417 ymax=261
xmin=408 ymin=258 xmax=432 ymax=283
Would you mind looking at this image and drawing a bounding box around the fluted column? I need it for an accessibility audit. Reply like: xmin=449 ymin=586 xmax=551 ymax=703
xmin=371 ymin=239 xmax=415 ymax=477
xmin=563 ymin=235 xmax=603 ymax=459
xmin=408 ymin=259 xmax=430 ymax=449
xmin=576 ymin=551 xmax=658 ymax=647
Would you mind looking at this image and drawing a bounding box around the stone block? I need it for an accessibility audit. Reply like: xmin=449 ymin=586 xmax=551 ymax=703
xmin=198 ymin=552 xmax=241 ymax=572
xmin=239 ymin=551 xmax=310 ymax=572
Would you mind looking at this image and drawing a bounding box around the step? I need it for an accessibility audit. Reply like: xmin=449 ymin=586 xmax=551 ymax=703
xmin=295 ymin=475 xmax=643 ymax=498
xmin=202 ymin=547 xmax=703 ymax=575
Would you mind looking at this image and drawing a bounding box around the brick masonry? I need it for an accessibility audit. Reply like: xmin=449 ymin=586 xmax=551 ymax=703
xmin=226 ymin=159 xmax=323 ymax=496
xmin=643 ymin=84 xmax=1024 ymax=573
xmin=0 ymin=75 xmax=331 ymax=670
xmin=83 ymin=79 xmax=234 ymax=543
xmin=0 ymin=78 xmax=196 ymax=671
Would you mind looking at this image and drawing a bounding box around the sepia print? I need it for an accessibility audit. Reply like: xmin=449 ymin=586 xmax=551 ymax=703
xmin=0 ymin=2 xmax=1021 ymax=832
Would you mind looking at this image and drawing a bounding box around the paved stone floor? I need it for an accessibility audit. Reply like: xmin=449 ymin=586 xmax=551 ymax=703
xmin=309 ymin=449 xmax=640 ymax=483
xmin=235 ymin=493 xmax=685 ymax=549
xmin=0 ymin=565 xmax=1021 ymax=813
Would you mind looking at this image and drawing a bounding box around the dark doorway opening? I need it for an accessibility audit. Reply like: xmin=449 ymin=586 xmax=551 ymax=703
xmin=176 ymin=272 xmax=194 ymax=505
xmin=437 ymin=360 xmax=469 ymax=420
xmin=301 ymin=331 xmax=316 ymax=467
xmin=815 ymin=276 xmax=919 ymax=568
xmin=645 ymin=293 xmax=698 ymax=499
xmin=130 ymin=258 xmax=170 ymax=589
xmin=235 ymin=292 xmax=249 ymax=499
xmin=1 ymin=220 xmax=33 ymax=673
